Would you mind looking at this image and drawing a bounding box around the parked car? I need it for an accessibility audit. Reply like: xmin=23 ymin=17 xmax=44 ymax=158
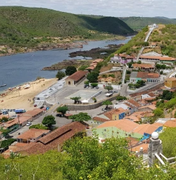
xmin=26 ymin=122 xmax=32 ymax=126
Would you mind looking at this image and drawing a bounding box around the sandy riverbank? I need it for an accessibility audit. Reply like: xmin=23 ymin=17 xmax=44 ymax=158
xmin=0 ymin=78 xmax=58 ymax=111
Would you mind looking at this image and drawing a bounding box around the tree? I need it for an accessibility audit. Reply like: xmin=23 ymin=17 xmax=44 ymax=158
xmin=84 ymin=80 xmax=89 ymax=85
xmin=65 ymin=66 xmax=77 ymax=75
xmin=1 ymin=129 xmax=11 ymax=138
xmin=69 ymin=112 xmax=91 ymax=122
xmin=0 ymin=117 xmax=8 ymax=123
xmin=70 ymin=97 xmax=81 ymax=104
xmin=91 ymin=83 xmax=98 ymax=88
xmin=104 ymin=85 xmax=113 ymax=92
xmin=56 ymin=70 xmax=65 ymax=80
xmin=87 ymin=72 xmax=99 ymax=82
xmin=102 ymin=100 xmax=112 ymax=110
xmin=153 ymin=108 xmax=163 ymax=117
xmin=57 ymin=106 xmax=68 ymax=116
xmin=42 ymin=115 xmax=56 ymax=129
xmin=116 ymin=95 xmax=127 ymax=101
xmin=29 ymin=124 xmax=48 ymax=130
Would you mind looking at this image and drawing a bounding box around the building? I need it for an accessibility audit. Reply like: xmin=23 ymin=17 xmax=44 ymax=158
xmin=139 ymin=55 xmax=176 ymax=63
xmin=110 ymin=54 xmax=136 ymax=64
xmin=3 ymin=122 xmax=86 ymax=157
xmin=65 ymin=71 xmax=88 ymax=86
xmin=130 ymin=72 xmax=160 ymax=83
xmin=17 ymin=129 xmax=50 ymax=143
xmin=165 ymin=77 xmax=176 ymax=88
xmin=132 ymin=63 xmax=155 ymax=71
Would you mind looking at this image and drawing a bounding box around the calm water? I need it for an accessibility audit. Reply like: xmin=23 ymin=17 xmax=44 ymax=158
xmin=0 ymin=37 xmax=131 ymax=91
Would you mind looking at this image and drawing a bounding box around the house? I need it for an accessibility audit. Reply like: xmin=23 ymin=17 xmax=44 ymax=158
xmin=130 ymin=72 xmax=160 ymax=83
xmin=86 ymin=59 xmax=103 ymax=71
xmin=139 ymin=55 xmax=176 ymax=63
xmin=165 ymin=77 xmax=176 ymax=88
xmin=17 ymin=129 xmax=50 ymax=143
xmin=3 ymin=122 xmax=86 ymax=157
xmin=92 ymin=108 xmax=127 ymax=124
xmin=110 ymin=54 xmax=136 ymax=64
xmin=95 ymin=120 xmax=163 ymax=141
xmin=138 ymin=105 xmax=156 ymax=112
xmin=164 ymin=120 xmax=176 ymax=128
xmin=65 ymin=71 xmax=88 ymax=86
xmin=98 ymin=76 xmax=116 ymax=84
xmin=132 ymin=63 xmax=155 ymax=71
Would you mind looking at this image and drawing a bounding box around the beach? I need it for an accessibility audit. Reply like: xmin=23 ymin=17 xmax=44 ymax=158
xmin=0 ymin=78 xmax=58 ymax=110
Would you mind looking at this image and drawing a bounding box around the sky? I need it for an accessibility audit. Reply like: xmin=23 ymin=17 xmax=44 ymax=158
xmin=0 ymin=0 xmax=176 ymax=18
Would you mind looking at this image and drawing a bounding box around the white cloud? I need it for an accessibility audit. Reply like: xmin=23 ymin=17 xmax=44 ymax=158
xmin=0 ymin=0 xmax=175 ymax=18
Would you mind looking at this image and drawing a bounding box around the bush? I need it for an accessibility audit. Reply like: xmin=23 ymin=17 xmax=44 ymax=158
xmin=56 ymin=70 xmax=65 ymax=80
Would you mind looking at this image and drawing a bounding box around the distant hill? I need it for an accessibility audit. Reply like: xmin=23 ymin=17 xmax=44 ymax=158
xmin=110 ymin=24 xmax=176 ymax=58
xmin=119 ymin=17 xmax=176 ymax=31
xmin=0 ymin=6 xmax=134 ymax=50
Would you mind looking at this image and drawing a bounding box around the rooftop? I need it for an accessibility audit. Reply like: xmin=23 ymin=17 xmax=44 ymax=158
xmin=66 ymin=71 xmax=88 ymax=81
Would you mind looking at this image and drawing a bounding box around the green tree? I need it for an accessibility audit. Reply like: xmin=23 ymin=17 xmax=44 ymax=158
xmin=65 ymin=66 xmax=77 ymax=75
xmin=116 ymin=95 xmax=127 ymax=101
xmin=84 ymin=80 xmax=89 ymax=85
xmin=56 ymin=70 xmax=65 ymax=80
xmin=42 ymin=115 xmax=56 ymax=129
xmin=70 ymin=97 xmax=81 ymax=104
xmin=0 ymin=139 xmax=16 ymax=149
xmin=57 ymin=106 xmax=68 ymax=116
xmin=87 ymin=72 xmax=99 ymax=82
xmin=91 ymin=83 xmax=98 ymax=88
xmin=29 ymin=124 xmax=48 ymax=130
xmin=1 ymin=129 xmax=11 ymax=138
xmin=153 ymin=108 xmax=163 ymax=117
xmin=102 ymin=100 xmax=112 ymax=109
xmin=78 ymin=65 xmax=89 ymax=71
xmin=104 ymin=85 xmax=113 ymax=92
xmin=69 ymin=112 xmax=91 ymax=122
xmin=0 ymin=117 xmax=8 ymax=122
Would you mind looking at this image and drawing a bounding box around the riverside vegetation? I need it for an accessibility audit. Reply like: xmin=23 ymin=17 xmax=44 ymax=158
xmin=0 ymin=6 xmax=134 ymax=56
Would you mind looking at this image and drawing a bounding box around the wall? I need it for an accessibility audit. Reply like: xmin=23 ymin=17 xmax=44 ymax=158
xmin=67 ymin=95 xmax=118 ymax=111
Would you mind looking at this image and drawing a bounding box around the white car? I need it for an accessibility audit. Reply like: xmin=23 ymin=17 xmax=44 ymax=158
xmin=26 ymin=122 xmax=32 ymax=126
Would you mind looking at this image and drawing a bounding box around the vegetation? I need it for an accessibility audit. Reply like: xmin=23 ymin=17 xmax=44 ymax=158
xmin=57 ymin=106 xmax=68 ymax=116
xmin=42 ymin=115 xmax=56 ymax=129
xmin=102 ymin=100 xmax=113 ymax=109
xmin=153 ymin=108 xmax=163 ymax=117
xmin=29 ymin=124 xmax=48 ymax=130
xmin=120 ymin=17 xmax=176 ymax=31
xmin=128 ymin=80 xmax=145 ymax=89
xmin=87 ymin=72 xmax=99 ymax=82
xmin=116 ymin=95 xmax=127 ymax=101
xmin=65 ymin=66 xmax=77 ymax=76
xmin=0 ymin=6 xmax=134 ymax=55
xmin=70 ymin=97 xmax=81 ymax=104
xmin=56 ymin=70 xmax=65 ymax=80
xmin=160 ymin=127 xmax=176 ymax=157
xmin=78 ymin=65 xmax=89 ymax=71
xmin=0 ymin=139 xmax=16 ymax=149
xmin=0 ymin=137 xmax=175 ymax=179
xmin=91 ymin=83 xmax=98 ymax=88
xmin=104 ymin=85 xmax=113 ymax=92
xmin=69 ymin=112 xmax=91 ymax=122
xmin=0 ymin=117 xmax=8 ymax=123
xmin=0 ymin=129 xmax=11 ymax=138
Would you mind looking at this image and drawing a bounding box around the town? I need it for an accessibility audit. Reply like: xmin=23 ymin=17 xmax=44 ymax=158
xmin=1 ymin=23 xmax=176 ymax=169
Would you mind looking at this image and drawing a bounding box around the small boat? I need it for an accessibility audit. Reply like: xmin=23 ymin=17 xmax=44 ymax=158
xmin=0 ymin=84 xmax=6 ymax=88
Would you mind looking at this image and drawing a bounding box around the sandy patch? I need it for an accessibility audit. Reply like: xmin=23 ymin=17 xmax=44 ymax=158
xmin=0 ymin=78 xmax=58 ymax=111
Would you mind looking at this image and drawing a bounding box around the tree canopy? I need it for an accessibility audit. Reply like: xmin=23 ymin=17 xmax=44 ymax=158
xmin=102 ymin=100 xmax=113 ymax=109
xmin=65 ymin=66 xmax=77 ymax=76
xmin=69 ymin=112 xmax=91 ymax=122
xmin=57 ymin=106 xmax=68 ymax=116
xmin=56 ymin=70 xmax=65 ymax=80
xmin=104 ymin=85 xmax=113 ymax=92
xmin=42 ymin=115 xmax=56 ymax=129
xmin=70 ymin=97 xmax=81 ymax=104
xmin=87 ymin=72 xmax=99 ymax=83
xmin=29 ymin=124 xmax=48 ymax=130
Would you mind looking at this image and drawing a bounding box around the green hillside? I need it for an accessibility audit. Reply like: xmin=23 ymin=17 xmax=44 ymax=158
xmin=110 ymin=24 xmax=176 ymax=58
xmin=0 ymin=6 xmax=134 ymax=50
xmin=120 ymin=17 xmax=176 ymax=31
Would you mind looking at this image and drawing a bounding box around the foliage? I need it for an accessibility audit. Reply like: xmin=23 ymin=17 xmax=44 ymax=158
xmin=126 ymin=70 xmax=131 ymax=74
xmin=87 ymin=71 xmax=99 ymax=82
xmin=65 ymin=66 xmax=77 ymax=76
xmin=91 ymin=83 xmax=98 ymax=87
xmin=0 ymin=129 xmax=11 ymax=138
xmin=160 ymin=127 xmax=176 ymax=157
xmin=0 ymin=117 xmax=8 ymax=122
xmin=102 ymin=100 xmax=112 ymax=109
xmin=92 ymin=97 xmax=97 ymax=103
xmin=104 ymin=85 xmax=113 ymax=92
xmin=102 ymin=74 xmax=107 ymax=78
xmin=42 ymin=115 xmax=56 ymax=129
xmin=116 ymin=95 xmax=127 ymax=101
xmin=0 ymin=137 xmax=176 ymax=179
xmin=128 ymin=80 xmax=145 ymax=89
xmin=160 ymin=90 xmax=173 ymax=100
xmin=69 ymin=112 xmax=91 ymax=122
xmin=78 ymin=65 xmax=89 ymax=71
xmin=0 ymin=139 xmax=16 ymax=149
xmin=153 ymin=108 xmax=163 ymax=117
xmin=56 ymin=70 xmax=65 ymax=80
xmin=108 ymin=74 xmax=115 ymax=78
xmin=70 ymin=97 xmax=81 ymax=104
xmin=84 ymin=80 xmax=89 ymax=85
xmin=29 ymin=124 xmax=48 ymax=130
xmin=57 ymin=106 xmax=68 ymax=115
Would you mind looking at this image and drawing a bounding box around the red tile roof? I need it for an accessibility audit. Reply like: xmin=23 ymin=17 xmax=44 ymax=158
xmin=17 ymin=129 xmax=50 ymax=140
xmin=164 ymin=120 xmax=176 ymax=127
xmin=132 ymin=63 xmax=154 ymax=69
xmin=127 ymin=99 xmax=141 ymax=108
xmin=140 ymin=55 xmax=176 ymax=61
xmin=137 ymin=72 xmax=160 ymax=78
xmin=66 ymin=71 xmax=88 ymax=81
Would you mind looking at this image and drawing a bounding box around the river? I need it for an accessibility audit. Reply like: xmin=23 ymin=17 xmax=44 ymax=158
xmin=0 ymin=37 xmax=131 ymax=92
